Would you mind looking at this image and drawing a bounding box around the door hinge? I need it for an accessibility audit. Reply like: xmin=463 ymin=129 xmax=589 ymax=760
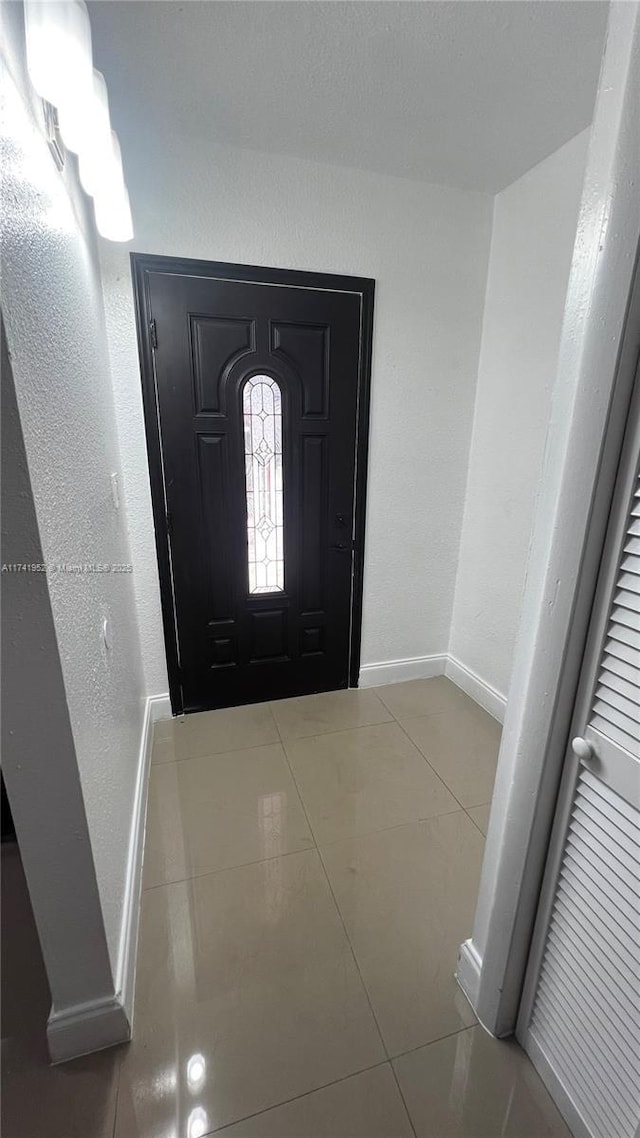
xmin=149 ymin=318 xmax=158 ymax=350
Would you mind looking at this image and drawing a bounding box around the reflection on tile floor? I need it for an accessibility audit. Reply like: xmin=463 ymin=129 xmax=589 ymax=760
xmin=2 ymin=678 xmax=571 ymax=1137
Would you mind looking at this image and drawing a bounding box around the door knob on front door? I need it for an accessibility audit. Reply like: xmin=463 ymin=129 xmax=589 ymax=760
xmin=572 ymin=736 xmax=595 ymax=762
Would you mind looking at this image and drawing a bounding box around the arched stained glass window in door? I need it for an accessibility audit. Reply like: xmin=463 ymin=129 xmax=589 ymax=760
xmin=242 ymin=375 xmax=284 ymax=593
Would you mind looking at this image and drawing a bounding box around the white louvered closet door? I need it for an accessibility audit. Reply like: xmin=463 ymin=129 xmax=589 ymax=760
xmin=518 ymin=397 xmax=640 ymax=1138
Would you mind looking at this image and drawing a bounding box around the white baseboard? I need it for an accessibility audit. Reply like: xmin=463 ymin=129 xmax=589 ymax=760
xmin=148 ymin=692 xmax=172 ymax=724
xmin=113 ymin=694 xmax=163 ymax=1029
xmin=456 ymin=938 xmax=483 ymax=1011
xmin=359 ymin=654 xmax=447 ymax=688
xmin=359 ymin=653 xmax=507 ymax=724
xmin=445 ymin=656 xmax=506 ymax=723
xmin=47 ymin=692 xmax=166 ymax=1062
xmin=48 ymin=993 xmax=131 ymax=1064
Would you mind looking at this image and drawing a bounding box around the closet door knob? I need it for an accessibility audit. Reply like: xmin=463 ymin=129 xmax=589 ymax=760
xmin=572 ymin=736 xmax=595 ymax=762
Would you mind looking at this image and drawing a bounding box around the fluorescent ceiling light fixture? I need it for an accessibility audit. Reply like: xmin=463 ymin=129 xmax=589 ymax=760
xmin=93 ymin=182 xmax=133 ymax=242
xmin=24 ymin=1 xmax=133 ymax=242
xmin=91 ymin=130 xmax=134 ymax=241
xmin=25 ymin=1 xmax=92 ymax=114
xmin=77 ymin=72 xmax=113 ymax=195
xmin=58 ymin=63 xmax=103 ymax=156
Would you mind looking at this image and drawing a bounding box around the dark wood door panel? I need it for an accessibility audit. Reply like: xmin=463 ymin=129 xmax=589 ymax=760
xmin=132 ymin=256 xmax=374 ymax=714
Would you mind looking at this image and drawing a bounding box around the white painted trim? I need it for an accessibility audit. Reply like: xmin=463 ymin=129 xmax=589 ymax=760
xmin=456 ymin=938 xmax=483 ymax=1013
xmin=48 ymin=994 xmax=131 ymax=1065
xmin=359 ymin=654 xmax=506 ymax=724
xmin=359 ymin=654 xmax=447 ymax=688
xmin=113 ymin=695 xmax=160 ymax=1027
xmin=522 ymin=1032 xmax=592 ymax=1138
xmin=47 ymin=692 xmax=168 ymax=1062
xmin=446 ymin=656 xmax=506 ymax=723
xmin=462 ymin=3 xmax=640 ymax=1040
xmin=148 ymin=692 xmax=171 ymax=724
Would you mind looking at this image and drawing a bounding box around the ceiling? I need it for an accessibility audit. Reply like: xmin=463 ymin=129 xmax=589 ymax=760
xmin=89 ymin=1 xmax=608 ymax=193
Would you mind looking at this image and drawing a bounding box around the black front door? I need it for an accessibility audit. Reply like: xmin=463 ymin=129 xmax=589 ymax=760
xmin=133 ymin=256 xmax=374 ymax=714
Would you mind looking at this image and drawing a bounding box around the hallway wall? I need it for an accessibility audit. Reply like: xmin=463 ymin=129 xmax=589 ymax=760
xmin=449 ymin=130 xmax=590 ymax=701
xmin=2 ymin=321 xmax=117 ymax=1040
xmin=1 ymin=5 xmax=146 ymax=985
xmin=99 ymin=136 xmax=493 ymax=695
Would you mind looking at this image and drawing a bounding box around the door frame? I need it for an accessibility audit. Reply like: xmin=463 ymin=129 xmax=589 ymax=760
xmin=456 ymin=0 xmax=640 ymax=1039
xmin=131 ymin=252 xmax=375 ymax=715
xmin=514 ymin=358 xmax=640 ymax=1138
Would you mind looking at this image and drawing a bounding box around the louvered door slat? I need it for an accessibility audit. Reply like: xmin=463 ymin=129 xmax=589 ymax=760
xmin=592 ymin=714 xmax=640 ymax=753
xmin=534 ymin=1006 xmax=636 ymax=1136
xmin=614 ymin=591 xmax=637 ymax=619
xmin=561 ymin=859 xmax=639 ymax=945
xmin=611 ymin=604 xmax=640 ymax=633
xmin=601 ymin=651 xmax=640 ymax=687
xmin=543 ymin=939 xmax=640 ymax=1061
xmin=547 ymin=922 xmax=638 ymax=1025
xmin=619 ymin=548 xmax=637 ymax=569
xmin=553 ymin=868 xmax=638 ymax=985
xmin=595 ymin=682 xmax=640 ymax=722
xmin=605 ymin=636 xmax=640 ymax=669
xmin=571 ymin=802 xmax=640 ymax=873
xmin=617 ymin=571 xmax=640 ymax=593
xmin=598 ymin=670 xmax=640 ymax=706
xmin=535 ymin=976 xmax=637 ymax=1129
xmin=525 ymin=462 xmax=640 ymax=1138
xmin=623 ymin=534 xmax=640 ymax=556
xmin=607 ymin=622 xmax=640 ymax=651
xmin=580 ymin=767 xmax=640 ymax=827
xmin=533 ymin=1006 xmax=633 ymax=1138
xmin=530 ymin=772 xmax=640 ymax=1138
xmin=592 ymin=700 xmax=640 ymax=744
xmin=566 ymin=820 xmax=640 ymax=895
xmin=548 ymin=914 xmax=640 ymax=1048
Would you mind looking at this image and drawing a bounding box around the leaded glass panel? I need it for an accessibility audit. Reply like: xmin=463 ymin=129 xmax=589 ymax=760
xmin=242 ymin=375 xmax=284 ymax=593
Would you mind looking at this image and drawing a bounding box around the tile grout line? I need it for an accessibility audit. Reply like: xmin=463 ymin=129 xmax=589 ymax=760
xmin=151 ymin=708 xmax=284 ymax=765
xmin=141 ymin=842 xmax=317 ymax=893
xmin=147 ymin=702 xmax=482 ymax=895
xmin=280 ymin=726 xmax=471 ymax=839
xmin=272 ymin=718 xmax=396 ymax=746
xmin=141 ymin=801 xmax=475 ymax=893
xmin=391 ymin=714 xmax=469 ymax=814
xmin=141 ymin=804 xmax=473 ymax=894
xmin=285 ymin=686 xmax=480 ymax=1137
xmin=266 ymin=712 xmax=418 ymax=1136
xmin=110 ymin=1044 xmax=125 ymax=1138
xmin=203 ymin=1058 xmax=401 ymax=1137
xmin=465 ymin=805 xmax=490 ymax=838
xmin=389 ymin=1066 xmax=419 ymax=1138
xmin=377 ymin=685 xmax=501 ymax=819
xmin=272 ymin=712 xmax=320 ymax=852
xmin=203 ymin=1020 xmax=479 ymax=1138
xmin=397 ymin=1022 xmax=477 ymax=1059
xmin=127 ymin=688 xmax=483 ymax=1138
xmin=275 ymin=711 xmax=393 ymax=1072
xmin=315 ymin=842 xmax=391 ymax=1061
xmin=152 ymin=713 xmax=395 ymax=765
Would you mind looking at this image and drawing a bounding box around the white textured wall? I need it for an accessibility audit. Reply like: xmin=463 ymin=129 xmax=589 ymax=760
xmin=2 ymin=321 xmax=116 ymax=1020
xmin=100 ymin=134 xmax=493 ymax=692
xmin=1 ymin=6 xmax=145 ymax=975
xmin=449 ymin=131 xmax=590 ymax=699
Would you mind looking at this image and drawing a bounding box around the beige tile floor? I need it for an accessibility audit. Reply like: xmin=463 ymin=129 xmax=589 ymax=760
xmin=1 ymin=678 xmax=571 ymax=1138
